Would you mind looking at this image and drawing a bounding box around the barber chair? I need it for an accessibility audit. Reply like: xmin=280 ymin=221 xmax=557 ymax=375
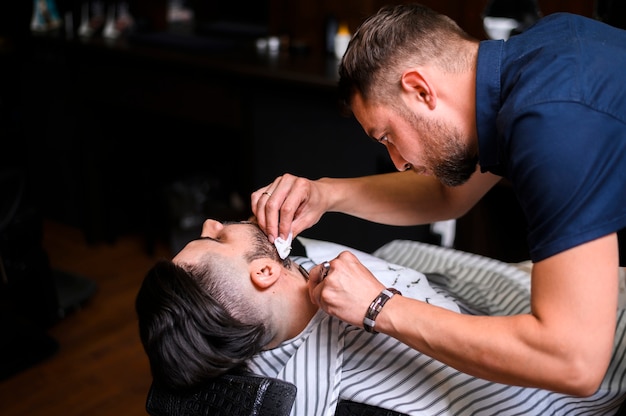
xmin=145 ymin=373 xmax=409 ymax=416
xmin=145 ymin=373 xmax=296 ymax=416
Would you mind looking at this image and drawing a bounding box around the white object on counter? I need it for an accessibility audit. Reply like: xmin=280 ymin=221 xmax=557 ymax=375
xmin=334 ymin=23 xmax=351 ymax=59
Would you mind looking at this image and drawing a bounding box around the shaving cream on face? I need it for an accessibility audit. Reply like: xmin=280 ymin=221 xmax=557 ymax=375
xmin=274 ymin=231 xmax=293 ymax=259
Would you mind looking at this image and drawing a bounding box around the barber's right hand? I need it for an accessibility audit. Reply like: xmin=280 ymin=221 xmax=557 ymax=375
xmin=308 ymin=251 xmax=385 ymax=328
xmin=251 ymin=173 xmax=329 ymax=243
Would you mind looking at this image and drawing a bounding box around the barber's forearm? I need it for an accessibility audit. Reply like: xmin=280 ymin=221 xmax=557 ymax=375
xmin=319 ymin=171 xmax=452 ymax=225
xmin=377 ymin=295 xmax=611 ymax=397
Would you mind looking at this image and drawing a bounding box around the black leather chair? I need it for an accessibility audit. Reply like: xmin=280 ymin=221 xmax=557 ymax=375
xmin=146 ymin=373 xmax=297 ymax=416
xmin=145 ymin=373 xmax=409 ymax=416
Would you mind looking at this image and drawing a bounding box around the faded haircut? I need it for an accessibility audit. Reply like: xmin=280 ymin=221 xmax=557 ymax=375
xmin=136 ymin=248 xmax=273 ymax=390
xmin=338 ymin=3 xmax=476 ymax=113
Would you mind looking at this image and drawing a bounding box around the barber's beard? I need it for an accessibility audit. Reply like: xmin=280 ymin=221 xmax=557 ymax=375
xmin=408 ymin=112 xmax=477 ymax=187
xmin=431 ymin=133 xmax=478 ymax=187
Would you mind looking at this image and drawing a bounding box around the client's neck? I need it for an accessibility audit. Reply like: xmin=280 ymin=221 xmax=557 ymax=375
xmin=264 ymin=270 xmax=319 ymax=349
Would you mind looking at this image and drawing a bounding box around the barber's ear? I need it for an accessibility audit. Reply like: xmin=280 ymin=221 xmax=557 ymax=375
xmin=249 ymin=259 xmax=281 ymax=289
xmin=401 ymin=69 xmax=437 ymax=110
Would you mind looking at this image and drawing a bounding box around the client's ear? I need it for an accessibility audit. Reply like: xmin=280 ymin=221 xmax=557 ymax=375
xmin=249 ymin=259 xmax=281 ymax=289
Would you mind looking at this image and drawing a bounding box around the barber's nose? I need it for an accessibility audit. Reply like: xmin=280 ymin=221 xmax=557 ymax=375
xmin=201 ymin=219 xmax=223 ymax=237
xmin=387 ymin=146 xmax=412 ymax=172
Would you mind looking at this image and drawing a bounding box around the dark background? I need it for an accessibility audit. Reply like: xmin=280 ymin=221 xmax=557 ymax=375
xmin=0 ymin=0 xmax=624 ymax=398
xmin=0 ymin=0 xmax=617 ymax=260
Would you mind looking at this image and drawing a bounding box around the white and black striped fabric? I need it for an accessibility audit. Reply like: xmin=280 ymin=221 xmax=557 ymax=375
xmin=248 ymin=239 xmax=626 ymax=415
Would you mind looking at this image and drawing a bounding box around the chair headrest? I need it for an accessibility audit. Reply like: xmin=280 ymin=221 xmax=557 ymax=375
xmin=146 ymin=373 xmax=296 ymax=416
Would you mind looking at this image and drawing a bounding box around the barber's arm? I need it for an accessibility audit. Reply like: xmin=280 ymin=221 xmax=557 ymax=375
xmin=251 ymin=168 xmax=499 ymax=243
xmin=312 ymin=233 xmax=619 ymax=397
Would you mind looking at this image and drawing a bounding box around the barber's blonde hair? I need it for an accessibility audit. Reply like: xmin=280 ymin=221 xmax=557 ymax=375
xmin=339 ymin=3 xmax=476 ymax=109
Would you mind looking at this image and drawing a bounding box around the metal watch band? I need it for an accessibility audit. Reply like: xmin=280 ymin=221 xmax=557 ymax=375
xmin=363 ymin=288 xmax=402 ymax=334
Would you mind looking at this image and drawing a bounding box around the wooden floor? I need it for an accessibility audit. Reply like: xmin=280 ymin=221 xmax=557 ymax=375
xmin=0 ymin=221 xmax=172 ymax=416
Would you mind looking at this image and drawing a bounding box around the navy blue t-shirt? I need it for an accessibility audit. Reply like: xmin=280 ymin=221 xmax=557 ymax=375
xmin=475 ymin=13 xmax=626 ymax=262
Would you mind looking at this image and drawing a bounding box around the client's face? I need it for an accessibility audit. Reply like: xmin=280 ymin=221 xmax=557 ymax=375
xmin=173 ymin=219 xmax=281 ymax=266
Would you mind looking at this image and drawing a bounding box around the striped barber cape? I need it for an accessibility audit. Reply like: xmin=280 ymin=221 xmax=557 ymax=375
xmin=247 ymin=238 xmax=626 ymax=416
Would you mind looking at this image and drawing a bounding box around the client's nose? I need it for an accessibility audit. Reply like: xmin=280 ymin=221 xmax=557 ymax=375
xmin=201 ymin=219 xmax=223 ymax=237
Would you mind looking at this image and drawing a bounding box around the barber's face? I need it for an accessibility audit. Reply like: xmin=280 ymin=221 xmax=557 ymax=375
xmin=173 ymin=220 xmax=281 ymax=265
xmin=351 ymin=93 xmax=477 ymax=187
xmin=399 ymin=104 xmax=478 ymax=187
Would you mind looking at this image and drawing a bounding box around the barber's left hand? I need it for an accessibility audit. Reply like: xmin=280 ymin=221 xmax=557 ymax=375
xmin=309 ymin=251 xmax=385 ymax=328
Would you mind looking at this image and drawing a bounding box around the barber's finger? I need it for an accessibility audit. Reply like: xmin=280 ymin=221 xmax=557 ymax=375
xmin=273 ymin=175 xmax=318 ymax=240
xmin=309 ymin=261 xmax=331 ymax=286
xmin=251 ymin=182 xmax=277 ymax=240
xmin=308 ymin=262 xmax=330 ymax=307
xmin=251 ymin=183 xmax=272 ymax=208
xmin=252 ymin=174 xmax=314 ymax=242
xmin=319 ymin=261 xmax=331 ymax=281
xmin=261 ymin=186 xmax=285 ymax=243
xmin=262 ymin=174 xmax=302 ymax=241
xmin=250 ymin=185 xmax=270 ymax=220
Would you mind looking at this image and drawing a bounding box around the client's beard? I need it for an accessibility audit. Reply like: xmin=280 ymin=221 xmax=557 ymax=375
xmin=245 ymin=223 xmax=287 ymax=266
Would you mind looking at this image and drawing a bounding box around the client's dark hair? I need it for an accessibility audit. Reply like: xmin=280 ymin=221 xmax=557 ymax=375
xmin=135 ymin=259 xmax=269 ymax=390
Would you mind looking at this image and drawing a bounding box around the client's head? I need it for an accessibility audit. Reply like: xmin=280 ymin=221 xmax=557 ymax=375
xmin=135 ymin=219 xmax=315 ymax=390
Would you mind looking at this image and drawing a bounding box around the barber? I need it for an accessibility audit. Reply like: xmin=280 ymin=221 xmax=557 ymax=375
xmin=251 ymin=4 xmax=626 ymax=397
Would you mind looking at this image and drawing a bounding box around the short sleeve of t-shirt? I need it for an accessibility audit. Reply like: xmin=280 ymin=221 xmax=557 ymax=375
xmin=505 ymin=101 xmax=626 ymax=261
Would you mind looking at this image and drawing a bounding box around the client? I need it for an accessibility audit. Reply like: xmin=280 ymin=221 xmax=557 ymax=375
xmin=136 ymin=219 xmax=626 ymax=415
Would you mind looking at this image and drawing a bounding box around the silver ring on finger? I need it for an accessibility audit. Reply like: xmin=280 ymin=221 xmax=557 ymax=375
xmin=320 ymin=261 xmax=331 ymax=280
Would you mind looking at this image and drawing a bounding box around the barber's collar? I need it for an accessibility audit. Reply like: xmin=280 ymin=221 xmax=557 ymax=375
xmin=476 ymin=39 xmax=505 ymax=175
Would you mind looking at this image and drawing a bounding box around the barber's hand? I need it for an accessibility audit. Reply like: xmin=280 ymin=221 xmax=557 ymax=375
xmin=251 ymin=173 xmax=329 ymax=243
xmin=308 ymin=251 xmax=385 ymax=328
